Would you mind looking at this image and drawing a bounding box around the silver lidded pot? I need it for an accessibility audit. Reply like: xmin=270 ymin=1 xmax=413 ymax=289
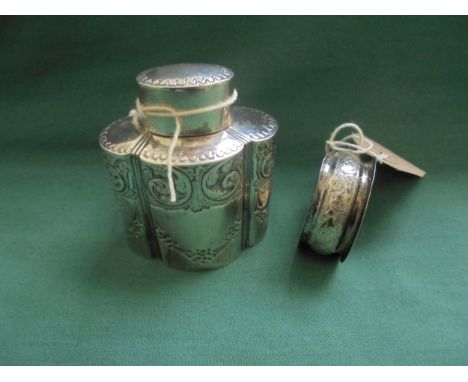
xmin=99 ymin=63 xmax=278 ymax=271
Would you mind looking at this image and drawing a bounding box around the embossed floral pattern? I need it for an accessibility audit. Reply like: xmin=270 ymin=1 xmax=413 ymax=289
xmin=155 ymin=217 xmax=241 ymax=264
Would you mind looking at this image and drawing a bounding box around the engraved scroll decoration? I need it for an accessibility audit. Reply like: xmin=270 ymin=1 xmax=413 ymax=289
xmin=252 ymin=140 xmax=276 ymax=223
xmin=142 ymin=155 xmax=243 ymax=263
xmin=105 ymin=159 xmax=137 ymax=201
xmin=142 ymin=155 xmax=243 ymax=213
xmin=301 ymin=156 xmax=359 ymax=244
xmin=318 ymin=157 xmax=358 ymax=230
xmin=104 ymin=158 xmax=144 ymax=239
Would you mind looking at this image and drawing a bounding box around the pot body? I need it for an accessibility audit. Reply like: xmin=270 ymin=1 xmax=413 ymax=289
xmin=99 ymin=106 xmax=277 ymax=271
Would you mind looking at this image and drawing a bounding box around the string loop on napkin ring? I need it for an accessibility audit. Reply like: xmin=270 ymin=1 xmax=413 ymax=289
xmin=325 ymin=122 xmax=388 ymax=163
xmin=326 ymin=122 xmax=373 ymax=154
xmin=128 ymin=89 xmax=238 ymax=203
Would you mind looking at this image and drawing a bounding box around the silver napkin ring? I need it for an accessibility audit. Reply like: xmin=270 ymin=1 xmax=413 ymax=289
xmin=300 ymin=150 xmax=376 ymax=261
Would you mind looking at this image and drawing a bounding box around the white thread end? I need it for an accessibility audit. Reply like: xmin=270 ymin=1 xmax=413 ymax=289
xmin=167 ymin=117 xmax=182 ymax=203
xmin=374 ymin=152 xmax=389 ymax=163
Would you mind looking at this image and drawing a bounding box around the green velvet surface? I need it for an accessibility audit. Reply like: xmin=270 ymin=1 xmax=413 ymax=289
xmin=0 ymin=16 xmax=467 ymax=365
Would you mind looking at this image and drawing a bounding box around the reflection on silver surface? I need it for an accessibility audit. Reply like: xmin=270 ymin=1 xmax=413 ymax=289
xmin=137 ymin=63 xmax=234 ymax=137
xmin=300 ymin=151 xmax=376 ymax=261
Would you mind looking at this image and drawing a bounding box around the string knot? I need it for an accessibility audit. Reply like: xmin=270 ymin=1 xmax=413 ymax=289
xmin=130 ymin=90 xmax=238 ymax=202
xmin=325 ymin=122 xmax=387 ymax=164
xmin=326 ymin=122 xmax=373 ymax=154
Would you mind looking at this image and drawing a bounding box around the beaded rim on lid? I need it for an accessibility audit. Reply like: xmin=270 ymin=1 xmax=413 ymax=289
xmin=136 ymin=63 xmax=234 ymax=89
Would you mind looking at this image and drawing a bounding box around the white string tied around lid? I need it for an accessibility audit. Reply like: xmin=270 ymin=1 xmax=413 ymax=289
xmin=129 ymin=89 xmax=238 ymax=203
xmin=325 ymin=122 xmax=388 ymax=163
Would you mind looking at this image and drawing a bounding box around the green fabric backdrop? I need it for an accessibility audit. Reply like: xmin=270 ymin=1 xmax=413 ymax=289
xmin=0 ymin=16 xmax=467 ymax=365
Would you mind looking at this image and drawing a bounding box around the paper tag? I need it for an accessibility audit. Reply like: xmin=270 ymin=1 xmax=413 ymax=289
xmin=352 ymin=134 xmax=426 ymax=177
